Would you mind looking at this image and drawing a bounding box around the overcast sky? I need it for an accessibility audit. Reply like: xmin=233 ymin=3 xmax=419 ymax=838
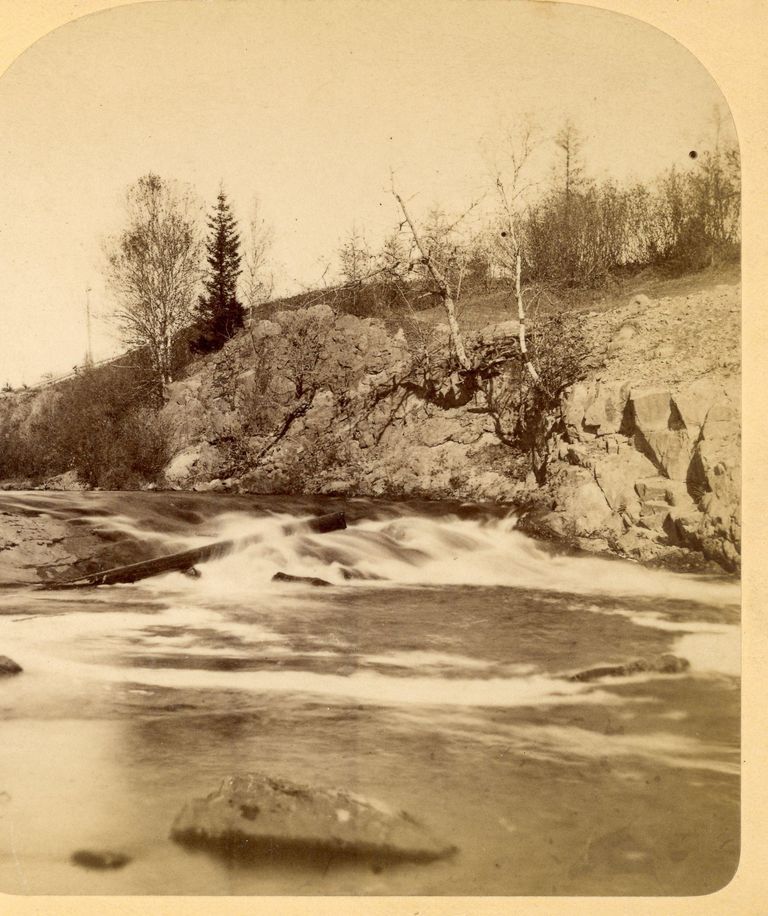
xmin=0 ymin=0 xmax=733 ymax=386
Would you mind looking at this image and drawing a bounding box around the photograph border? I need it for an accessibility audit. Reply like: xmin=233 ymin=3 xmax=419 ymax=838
xmin=0 ymin=0 xmax=763 ymax=912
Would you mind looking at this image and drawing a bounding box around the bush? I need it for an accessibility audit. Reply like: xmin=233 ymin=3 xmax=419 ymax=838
xmin=0 ymin=363 xmax=169 ymax=488
xmin=483 ymin=312 xmax=595 ymax=483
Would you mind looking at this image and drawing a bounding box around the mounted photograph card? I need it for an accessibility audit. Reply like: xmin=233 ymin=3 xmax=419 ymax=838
xmin=0 ymin=0 xmax=751 ymax=907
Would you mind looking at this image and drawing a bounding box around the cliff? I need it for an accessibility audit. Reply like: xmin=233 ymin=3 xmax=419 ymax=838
xmin=157 ymin=273 xmax=740 ymax=572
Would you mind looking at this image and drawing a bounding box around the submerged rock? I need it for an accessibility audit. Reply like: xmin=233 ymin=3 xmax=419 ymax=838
xmin=71 ymin=849 xmax=132 ymax=870
xmin=0 ymin=655 xmax=22 ymax=676
xmin=171 ymin=773 xmax=456 ymax=864
xmin=272 ymin=571 xmax=332 ymax=587
xmin=568 ymin=654 xmax=690 ymax=682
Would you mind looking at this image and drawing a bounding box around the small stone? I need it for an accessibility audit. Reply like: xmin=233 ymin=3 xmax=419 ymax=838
xmin=272 ymin=572 xmax=332 ymax=587
xmin=71 ymin=850 xmax=132 ymax=870
xmin=0 ymin=656 xmax=22 ymax=676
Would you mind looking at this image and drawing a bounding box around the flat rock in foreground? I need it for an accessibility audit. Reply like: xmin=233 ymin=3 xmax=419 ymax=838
xmin=171 ymin=773 xmax=456 ymax=865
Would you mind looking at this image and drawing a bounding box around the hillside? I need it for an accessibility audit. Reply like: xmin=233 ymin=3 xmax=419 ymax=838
xmin=153 ymin=266 xmax=740 ymax=572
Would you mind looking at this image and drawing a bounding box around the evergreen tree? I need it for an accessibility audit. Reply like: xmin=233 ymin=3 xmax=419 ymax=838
xmin=195 ymin=187 xmax=244 ymax=351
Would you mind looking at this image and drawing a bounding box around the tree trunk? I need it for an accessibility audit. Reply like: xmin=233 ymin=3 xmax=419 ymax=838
xmin=443 ymin=291 xmax=470 ymax=370
xmin=391 ymin=185 xmax=471 ymax=371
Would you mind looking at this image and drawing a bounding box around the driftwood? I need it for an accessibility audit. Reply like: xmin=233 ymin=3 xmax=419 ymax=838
xmin=43 ymin=511 xmax=346 ymax=590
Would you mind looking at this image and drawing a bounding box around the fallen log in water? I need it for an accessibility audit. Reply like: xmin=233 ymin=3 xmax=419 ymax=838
xmin=41 ymin=511 xmax=346 ymax=590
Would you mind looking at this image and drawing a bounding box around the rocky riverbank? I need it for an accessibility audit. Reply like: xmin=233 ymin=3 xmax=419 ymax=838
xmin=0 ymin=272 xmax=740 ymax=575
xmin=155 ymin=275 xmax=740 ymax=572
xmin=524 ymin=281 xmax=740 ymax=571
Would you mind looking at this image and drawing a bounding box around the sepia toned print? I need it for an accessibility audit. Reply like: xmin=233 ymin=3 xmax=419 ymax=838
xmin=0 ymin=0 xmax=740 ymax=898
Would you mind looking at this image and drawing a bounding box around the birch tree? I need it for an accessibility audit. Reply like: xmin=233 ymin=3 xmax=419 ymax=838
xmin=391 ymin=180 xmax=473 ymax=370
xmin=492 ymin=124 xmax=540 ymax=385
xmin=242 ymin=196 xmax=275 ymax=313
xmin=106 ymin=173 xmax=202 ymax=392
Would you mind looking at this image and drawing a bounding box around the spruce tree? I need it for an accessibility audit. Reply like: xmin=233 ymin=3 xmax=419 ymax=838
xmin=195 ymin=187 xmax=244 ymax=351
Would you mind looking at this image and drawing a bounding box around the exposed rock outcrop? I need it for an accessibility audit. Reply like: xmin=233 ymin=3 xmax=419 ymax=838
xmin=160 ymin=305 xmax=523 ymax=504
xmin=544 ymin=372 xmax=740 ymax=570
xmin=155 ymin=279 xmax=740 ymax=572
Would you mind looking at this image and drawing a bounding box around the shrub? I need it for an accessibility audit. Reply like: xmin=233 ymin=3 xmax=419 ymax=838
xmin=1 ymin=363 xmax=170 ymax=488
xmin=483 ymin=312 xmax=595 ymax=483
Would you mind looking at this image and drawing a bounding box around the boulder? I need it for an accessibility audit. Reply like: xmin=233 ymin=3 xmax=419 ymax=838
xmin=474 ymin=319 xmax=519 ymax=348
xmin=582 ymin=381 xmax=629 ymax=436
xmin=636 ymin=428 xmax=693 ymax=481
xmin=171 ymin=773 xmax=456 ymax=864
xmin=592 ymin=450 xmax=657 ymax=518
xmin=551 ymin=467 xmax=619 ymax=537
xmin=42 ymin=470 xmax=81 ymax=491
xmin=163 ymin=446 xmax=203 ymax=485
xmin=635 ymin=476 xmax=671 ymax=502
xmin=638 ymin=500 xmax=671 ymax=531
xmin=163 ymin=443 xmax=222 ymax=487
xmin=673 ymin=378 xmax=727 ymax=437
xmin=629 ymin=387 xmax=673 ymax=432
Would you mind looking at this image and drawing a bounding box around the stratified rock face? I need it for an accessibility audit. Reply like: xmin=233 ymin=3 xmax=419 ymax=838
xmin=171 ymin=773 xmax=457 ymax=864
xmin=554 ymin=371 xmax=740 ymax=571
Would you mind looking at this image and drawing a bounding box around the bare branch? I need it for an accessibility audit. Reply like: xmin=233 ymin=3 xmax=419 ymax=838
xmin=390 ymin=177 xmax=471 ymax=371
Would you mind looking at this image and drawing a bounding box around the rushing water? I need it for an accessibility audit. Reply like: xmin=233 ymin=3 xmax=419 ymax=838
xmin=0 ymin=492 xmax=739 ymax=896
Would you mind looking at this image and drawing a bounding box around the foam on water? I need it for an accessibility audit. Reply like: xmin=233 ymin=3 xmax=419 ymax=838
xmin=126 ymin=510 xmax=739 ymax=609
xmin=582 ymin=603 xmax=740 ymax=675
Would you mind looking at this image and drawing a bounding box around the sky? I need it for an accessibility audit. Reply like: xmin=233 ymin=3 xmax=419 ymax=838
xmin=0 ymin=0 xmax=734 ymax=387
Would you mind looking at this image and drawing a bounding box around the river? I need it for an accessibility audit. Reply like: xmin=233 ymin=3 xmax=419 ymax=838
xmin=0 ymin=492 xmax=739 ymax=896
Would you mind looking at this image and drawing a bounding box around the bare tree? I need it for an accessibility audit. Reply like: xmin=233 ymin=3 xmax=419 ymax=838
xmin=338 ymin=224 xmax=374 ymax=311
xmin=554 ymin=119 xmax=585 ymax=205
xmin=391 ymin=178 xmax=475 ymax=370
xmin=105 ymin=173 xmax=202 ymax=392
xmin=242 ymin=196 xmax=275 ymax=314
xmin=492 ymin=125 xmax=541 ymax=384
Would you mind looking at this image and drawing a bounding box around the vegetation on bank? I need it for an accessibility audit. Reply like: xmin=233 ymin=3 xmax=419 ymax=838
xmin=0 ymin=120 xmax=740 ymax=490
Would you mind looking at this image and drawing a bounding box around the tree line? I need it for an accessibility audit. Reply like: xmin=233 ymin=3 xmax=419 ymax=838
xmin=105 ymin=175 xmax=274 ymax=394
xmin=333 ymin=120 xmax=740 ymax=322
xmin=98 ymin=117 xmax=740 ymax=400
